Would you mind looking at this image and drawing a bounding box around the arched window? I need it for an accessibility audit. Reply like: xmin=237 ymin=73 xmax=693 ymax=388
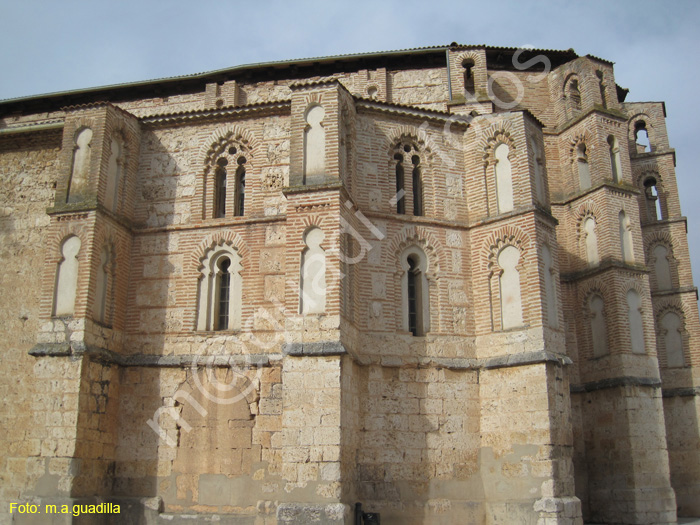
xmin=607 ymin=135 xmax=621 ymax=183
xmin=300 ymin=227 xmax=327 ymax=315
xmin=412 ymin=155 xmax=423 ymax=216
xmin=462 ymin=58 xmax=475 ymax=96
xmin=214 ymin=158 xmax=228 ymax=218
xmin=54 ymin=236 xmax=81 ymax=316
xmin=498 ymin=245 xmax=524 ymax=329
xmin=530 ymin=139 xmax=546 ymax=205
xmin=395 ymin=153 xmax=405 ymax=214
xmin=542 ymin=245 xmax=558 ymax=328
xmin=196 ymin=247 xmax=242 ymax=331
xmin=401 ymin=247 xmax=429 ymax=336
xmin=303 ymin=105 xmax=326 ymax=183
xmin=661 ymin=312 xmax=684 ymax=367
xmin=583 ymin=216 xmax=600 ymax=267
xmin=93 ymin=246 xmax=112 ymax=325
xmin=234 ymin=158 xmax=246 ymax=217
xmin=619 ymin=210 xmax=634 ymax=263
xmin=105 ymin=135 xmax=124 ymax=212
xmin=67 ymin=128 xmax=93 ymax=203
xmin=596 ymin=70 xmax=607 ymax=108
xmin=577 ymin=143 xmax=591 ymax=190
xmin=652 ymin=244 xmax=673 ymax=290
xmin=589 ymin=294 xmax=608 ymax=357
xmin=566 ymin=77 xmax=582 ymax=111
xmin=494 ymin=143 xmax=514 ymax=213
xmin=635 ymin=121 xmax=651 ymax=152
xmin=643 ymin=177 xmax=663 ymax=221
xmin=626 ymin=289 xmax=645 ymax=353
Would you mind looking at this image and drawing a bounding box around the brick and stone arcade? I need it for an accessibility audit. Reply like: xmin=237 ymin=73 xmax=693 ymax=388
xmin=1 ymin=44 xmax=699 ymax=524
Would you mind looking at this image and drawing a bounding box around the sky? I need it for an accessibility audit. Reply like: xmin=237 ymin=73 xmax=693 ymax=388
xmin=1 ymin=0 xmax=700 ymax=280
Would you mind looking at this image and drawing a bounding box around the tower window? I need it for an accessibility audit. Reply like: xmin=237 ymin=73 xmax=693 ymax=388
xmin=462 ymin=58 xmax=475 ymax=95
xmin=215 ymin=158 xmax=228 ymax=218
xmin=216 ymin=257 xmax=231 ymax=330
xmin=234 ymin=157 xmax=246 ymax=217
xmin=395 ymin=153 xmax=405 ymax=214
xmin=412 ymin=155 xmax=423 ymax=216
xmin=644 ymin=177 xmax=663 ymax=221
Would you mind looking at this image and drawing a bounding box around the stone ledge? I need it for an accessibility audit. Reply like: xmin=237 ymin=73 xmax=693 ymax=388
xmin=662 ymin=386 xmax=700 ymax=398
xmin=29 ymin=342 xmax=274 ymax=369
xmin=571 ymin=376 xmax=662 ymax=393
xmin=283 ymin=341 xmax=347 ymax=356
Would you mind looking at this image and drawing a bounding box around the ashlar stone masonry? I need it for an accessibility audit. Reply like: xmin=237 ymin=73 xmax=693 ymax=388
xmin=1 ymin=44 xmax=699 ymax=525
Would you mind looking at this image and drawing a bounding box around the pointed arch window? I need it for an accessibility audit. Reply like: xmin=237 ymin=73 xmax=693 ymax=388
xmin=619 ymin=210 xmax=634 ymax=263
xmin=626 ymin=289 xmax=645 ymax=353
xmin=635 ymin=121 xmax=651 ymax=153
xmin=392 ymin=143 xmax=424 ymax=216
xmin=661 ymin=312 xmax=684 ymax=367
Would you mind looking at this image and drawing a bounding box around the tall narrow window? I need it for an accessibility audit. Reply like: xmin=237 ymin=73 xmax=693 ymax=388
xmin=412 ymin=155 xmax=423 ymax=216
xmin=105 ymin=136 xmax=124 ymax=212
xmin=644 ymin=177 xmax=663 ymax=221
xmin=566 ymin=78 xmax=582 ymax=110
xmin=596 ymin=70 xmax=607 ymax=108
xmin=303 ymin=105 xmax=326 ymax=183
xmin=215 ymin=158 xmax=228 ymax=218
xmin=494 ymin=143 xmax=514 ymax=213
xmin=217 ymin=258 xmax=231 ymax=330
xmin=407 ymin=256 xmax=419 ymax=336
xmin=54 ymin=236 xmax=81 ymax=316
xmin=626 ymin=289 xmax=645 ymax=353
xmin=635 ymin=121 xmax=651 ymax=153
xmin=577 ymin=144 xmax=591 ymax=190
xmin=498 ymin=245 xmax=523 ymax=330
xmin=395 ymin=153 xmax=405 ymax=214
xmin=93 ymin=247 xmax=110 ymax=324
xmin=300 ymin=227 xmax=327 ymax=315
xmin=653 ymin=244 xmax=673 ymax=290
xmin=530 ymin=139 xmax=546 ymax=205
xmin=234 ymin=158 xmax=246 ymax=217
xmin=542 ymin=245 xmax=558 ymax=328
xmin=589 ymin=294 xmax=608 ymax=357
xmin=67 ymin=128 xmax=93 ymax=203
xmin=662 ymin=312 xmax=684 ymax=367
xmin=462 ymin=59 xmax=475 ymax=97
xmin=583 ymin=216 xmax=600 ymax=267
xmin=619 ymin=210 xmax=634 ymax=263
xmin=608 ymin=135 xmax=621 ymax=183
xmin=402 ymin=248 xmax=429 ymax=336
xmin=197 ymin=248 xmax=242 ymax=331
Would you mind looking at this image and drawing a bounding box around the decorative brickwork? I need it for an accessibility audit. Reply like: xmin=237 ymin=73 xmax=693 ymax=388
xmin=1 ymin=45 xmax=699 ymax=524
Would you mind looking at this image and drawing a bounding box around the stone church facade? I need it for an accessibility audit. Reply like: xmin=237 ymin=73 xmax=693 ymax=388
xmin=0 ymin=45 xmax=698 ymax=524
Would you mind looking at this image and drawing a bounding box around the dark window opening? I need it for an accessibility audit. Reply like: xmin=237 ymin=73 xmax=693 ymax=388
xmin=635 ymin=121 xmax=651 ymax=152
xmin=462 ymin=59 xmax=475 ymax=95
xmin=217 ymin=258 xmax=231 ymax=330
xmin=596 ymin=70 xmax=607 ymax=108
xmin=644 ymin=177 xmax=663 ymax=221
xmin=412 ymin=155 xmax=423 ymax=216
xmin=235 ymin=157 xmax=246 ymax=217
xmin=395 ymin=153 xmax=405 ymax=214
xmin=407 ymin=256 xmax=419 ymax=336
xmin=215 ymin=158 xmax=228 ymax=218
